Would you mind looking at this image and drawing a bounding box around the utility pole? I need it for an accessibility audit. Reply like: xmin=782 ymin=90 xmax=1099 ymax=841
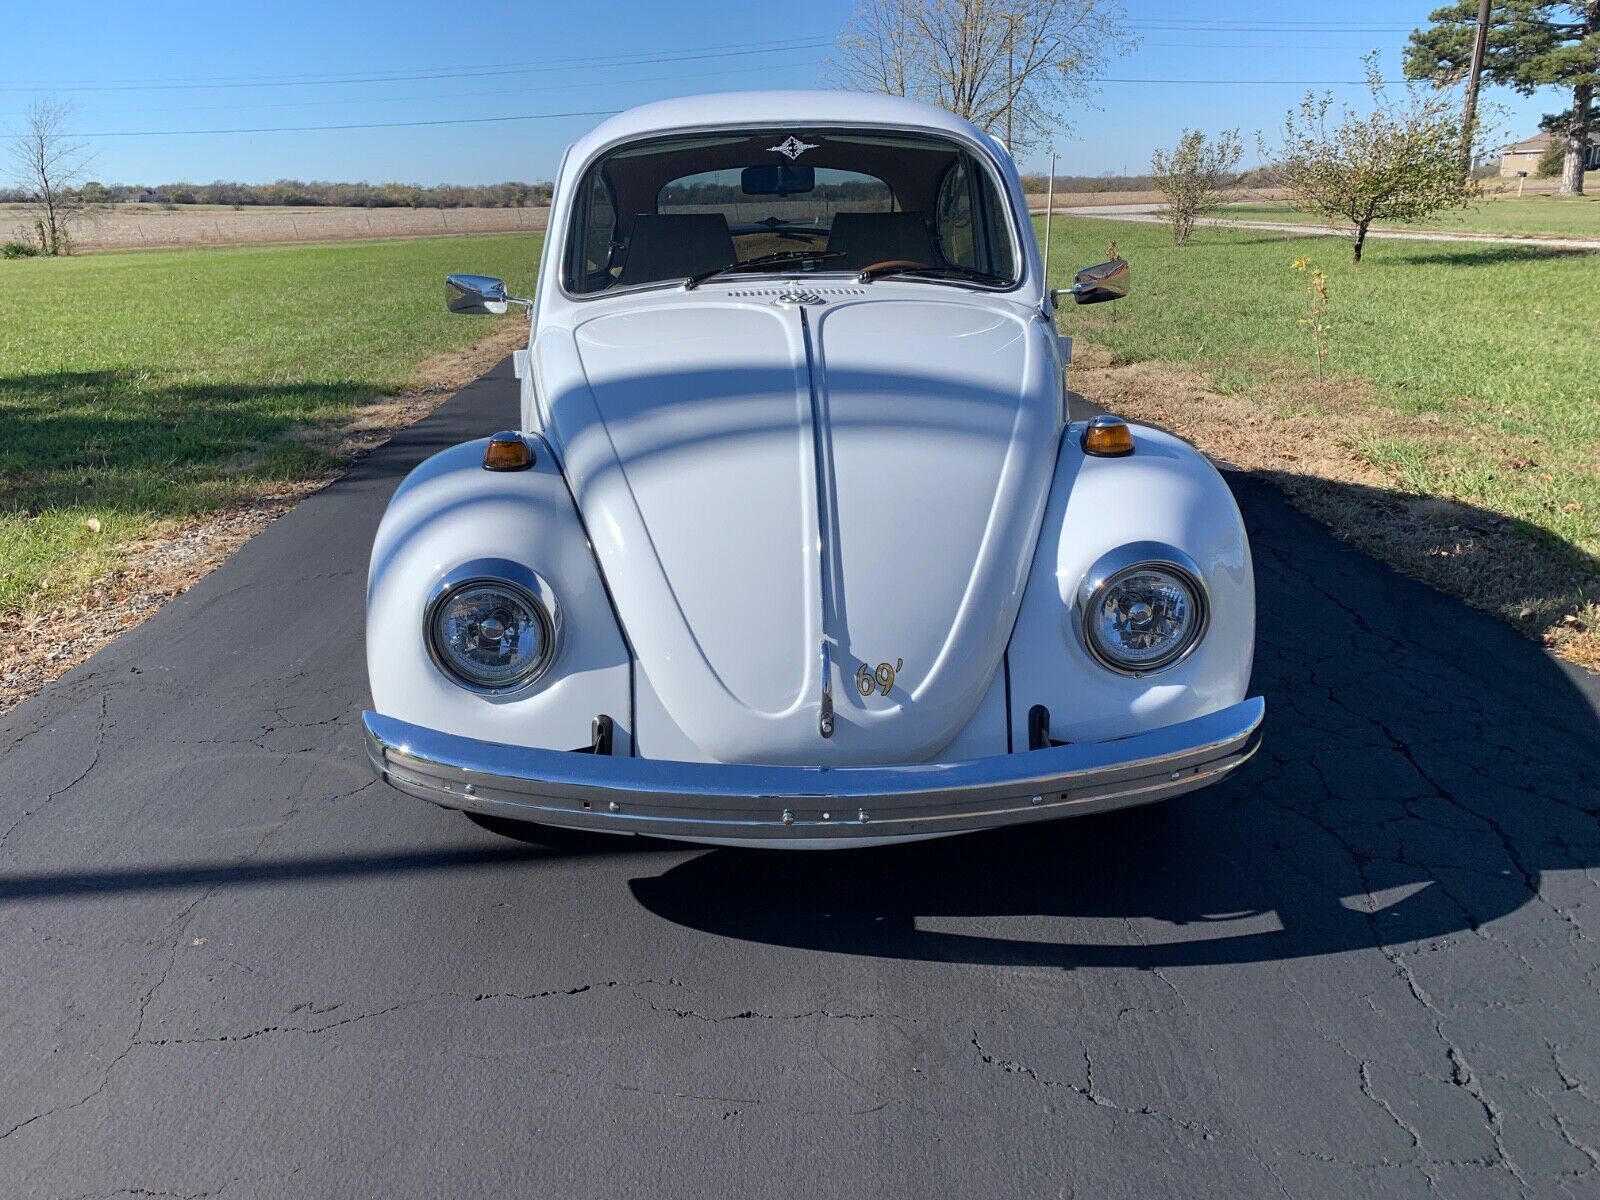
xmin=1460 ymin=0 xmax=1493 ymax=175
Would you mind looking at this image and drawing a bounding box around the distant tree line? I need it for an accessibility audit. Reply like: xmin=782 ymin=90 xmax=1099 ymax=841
xmin=659 ymin=179 xmax=892 ymax=205
xmin=1018 ymin=168 xmax=1276 ymax=193
xmin=0 ymin=178 xmax=554 ymax=209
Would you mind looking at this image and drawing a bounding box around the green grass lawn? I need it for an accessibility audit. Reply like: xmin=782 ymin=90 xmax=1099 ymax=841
xmin=5 ymin=222 xmax=1596 ymax=655
xmin=1043 ymin=216 xmax=1600 ymax=565
xmin=0 ymin=235 xmax=539 ymax=615
xmin=1213 ymin=190 xmax=1600 ymax=239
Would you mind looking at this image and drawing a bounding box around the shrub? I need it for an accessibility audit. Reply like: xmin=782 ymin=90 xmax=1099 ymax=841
xmin=1150 ymin=128 xmax=1243 ymax=245
xmin=2 ymin=240 xmax=40 ymax=259
xmin=1536 ymin=140 xmax=1565 ymax=178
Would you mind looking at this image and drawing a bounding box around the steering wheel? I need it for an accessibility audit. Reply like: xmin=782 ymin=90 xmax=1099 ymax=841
xmin=859 ymin=259 xmax=928 ymax=274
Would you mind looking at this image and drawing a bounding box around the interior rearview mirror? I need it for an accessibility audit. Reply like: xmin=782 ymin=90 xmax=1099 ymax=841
xmin=446 ymin=273 xmax=511 ymax=315
xmin=1052 ymin=259 xmax=1130 ymax=307
xmin=741 ymin=164 xmax=815 ymax=196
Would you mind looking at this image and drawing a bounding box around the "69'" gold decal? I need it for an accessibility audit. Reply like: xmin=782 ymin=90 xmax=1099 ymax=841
xmin=856 ymin=658 xmax=904 ymax=698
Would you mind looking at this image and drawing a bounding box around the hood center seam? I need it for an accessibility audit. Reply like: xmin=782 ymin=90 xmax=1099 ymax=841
xmin=800 ymin=305 xmax=840 ymax=739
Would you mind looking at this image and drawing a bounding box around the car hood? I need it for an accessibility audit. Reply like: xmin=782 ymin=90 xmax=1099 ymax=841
xmin=546 ymin=293 xmax=1058 ymax=764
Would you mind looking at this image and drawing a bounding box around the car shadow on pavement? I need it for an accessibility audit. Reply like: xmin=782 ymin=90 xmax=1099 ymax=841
xmin=3 ymin=461 xmax=1592 ymax=978
xmin=627 ymin=471 xmax=1600 ymax=970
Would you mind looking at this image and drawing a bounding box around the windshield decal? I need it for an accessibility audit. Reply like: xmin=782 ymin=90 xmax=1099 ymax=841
xmin=768 ymin=136 xmax=819 ymax=161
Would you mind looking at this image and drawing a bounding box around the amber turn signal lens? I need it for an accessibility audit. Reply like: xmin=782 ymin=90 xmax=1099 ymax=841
xmin=483 ymin=432 xmax=534 ymax=472
xmin=1081 ymin=415 xmax=1135 ymax=458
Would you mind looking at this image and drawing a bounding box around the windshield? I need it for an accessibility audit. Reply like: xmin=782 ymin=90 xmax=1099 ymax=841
xmin=563 ymin=128 xmax=1019 ymax=294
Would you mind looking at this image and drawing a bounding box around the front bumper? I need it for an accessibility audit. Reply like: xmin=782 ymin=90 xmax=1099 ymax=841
xmin=363 ymin=697 xmax=1264 ymax=844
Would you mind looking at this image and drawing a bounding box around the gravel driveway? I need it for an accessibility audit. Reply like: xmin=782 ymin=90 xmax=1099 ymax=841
xmin=1048 ymin=203 xmax=1600 ymax=251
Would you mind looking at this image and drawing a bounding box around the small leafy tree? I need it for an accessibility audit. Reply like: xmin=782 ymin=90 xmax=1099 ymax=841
xmin=1150 ymin=128 xmax=1242 ymax=245
xmin=1265 ymin=52 xmax=1477 ymax=263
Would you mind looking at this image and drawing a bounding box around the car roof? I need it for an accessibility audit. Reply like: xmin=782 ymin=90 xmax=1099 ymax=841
xmin=567 ymin=90 xmax=1006 ymax=165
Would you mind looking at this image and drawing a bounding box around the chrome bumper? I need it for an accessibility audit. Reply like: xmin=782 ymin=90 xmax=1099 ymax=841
xmin=363 ymin=697 xmax=1264 ymax=844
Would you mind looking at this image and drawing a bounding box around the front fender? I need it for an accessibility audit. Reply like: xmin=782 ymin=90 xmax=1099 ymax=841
xmin=1006 ymin=423 xmax=1255 ymax=746
xmin=366 ymin=436 xmax=632 ymax=752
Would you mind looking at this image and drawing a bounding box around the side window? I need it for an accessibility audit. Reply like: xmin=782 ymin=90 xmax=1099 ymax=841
xmin=937 ymin=155 xmax=1017 ymax=280
xmin=936 ymin=160 xmax=976 ymax=268
xmin=975 ymin=162 xmax=1017 ymax=281
xmin=577 ymin=172 xmax=616 ymax=285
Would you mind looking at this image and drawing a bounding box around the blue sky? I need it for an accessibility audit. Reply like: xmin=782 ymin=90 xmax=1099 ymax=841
xmin=2 ymin=1 xmax=1560 ymax=185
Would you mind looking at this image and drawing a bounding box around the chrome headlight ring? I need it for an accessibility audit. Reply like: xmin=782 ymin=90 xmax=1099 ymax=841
xmin=1073 ymin=542 xmax=1210 ymax=677
xmin=424 ymin=558 xmax=561 ymax=695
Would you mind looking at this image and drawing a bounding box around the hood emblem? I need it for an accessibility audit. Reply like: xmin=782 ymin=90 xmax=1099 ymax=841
xmin=857 ymin=659 xmax=904 ymax=697
xmin=768 ymin=135 xmax=818 ymax=160
xmin=774 ymin=282 xmax=823 ymax=306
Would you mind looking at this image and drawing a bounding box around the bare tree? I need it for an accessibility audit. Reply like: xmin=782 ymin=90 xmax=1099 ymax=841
xmin=830 ymin=0 xmax=1135 ymax=152
xmin=7 ymin=98 xmax=92 ymax=256
xmin=1263 ymin=54 xmax=1478 ymax=263
xmin=1150 ymin=128 xmax=1242 ymax=245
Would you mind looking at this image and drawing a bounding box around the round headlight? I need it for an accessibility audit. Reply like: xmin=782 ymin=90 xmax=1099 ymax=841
xmin=1080 ymin=554 xmax=1207 ymax=675
xmin=427 ymin=576 xmax=556 ymax=693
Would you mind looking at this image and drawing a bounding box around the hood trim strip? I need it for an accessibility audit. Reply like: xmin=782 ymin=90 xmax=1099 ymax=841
xmin=800 ymin=305 xmax=837 ymax=740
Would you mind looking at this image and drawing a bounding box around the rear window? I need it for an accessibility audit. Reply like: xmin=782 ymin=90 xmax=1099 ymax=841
xmin=658 ymin=167 xmax=893 ymax=214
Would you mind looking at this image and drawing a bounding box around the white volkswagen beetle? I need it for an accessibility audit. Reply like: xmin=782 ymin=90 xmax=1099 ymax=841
xmin=363 ymin=91 xmax=1262 ymax=847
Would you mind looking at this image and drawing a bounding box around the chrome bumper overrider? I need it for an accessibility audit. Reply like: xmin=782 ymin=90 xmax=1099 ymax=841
xmin=363 ymin=697 xmax=1264 ymax=843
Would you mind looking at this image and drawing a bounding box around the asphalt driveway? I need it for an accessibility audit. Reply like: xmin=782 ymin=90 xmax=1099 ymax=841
xmin=3 ymin=358 xmax=1597 ymax=1198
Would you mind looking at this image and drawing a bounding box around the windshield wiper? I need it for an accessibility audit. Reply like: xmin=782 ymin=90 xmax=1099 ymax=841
xmin=683 ymin=250 xmax=844 ymax=290
xmin=858 ymin=262 xmax=1011 ymax=286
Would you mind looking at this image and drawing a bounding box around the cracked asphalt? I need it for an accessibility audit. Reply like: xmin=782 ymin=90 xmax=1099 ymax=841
xmin=3 ymin=357 xmax=1598 ymax=1198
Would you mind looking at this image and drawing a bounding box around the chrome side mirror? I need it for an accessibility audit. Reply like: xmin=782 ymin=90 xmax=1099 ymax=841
xmin=1051 ymin=258 xmax=1130 ymax=307
xmin=446 ymin=273 xmax=530 ymax=315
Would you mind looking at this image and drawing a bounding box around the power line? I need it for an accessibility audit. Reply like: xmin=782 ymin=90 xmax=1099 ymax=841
xmin=1138 ymin=41 xmax=1405 ymax=50
xmin=11 ymin=43 xmax=1384 ymax=122
xmin=1124 ymin=21 xmax=1413 ymax=32
xmin=2 ymin=23 xmax=1437 ymax=96
xmin=1089 ymin=76 xmax=1386 ymax=85
xmin=1124 ymin=16 xmax=1411 ymax=23
xmin=2 ymin=37 xmax=833 ymax=89
xmin=0 ymin=60 xmax=820 ymax=119
xmin=27 ymin=76 xmax=1410 ymax=138
xmin=0 ymin=38 xmax=834 ymax=93
xmin=55 ymin=109 xmax=623 ymax=138
xmin=7 ymin=15 xmax=1558 ymax=96
xmin=1121 ymin=16 xmax=1546 ymax=32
